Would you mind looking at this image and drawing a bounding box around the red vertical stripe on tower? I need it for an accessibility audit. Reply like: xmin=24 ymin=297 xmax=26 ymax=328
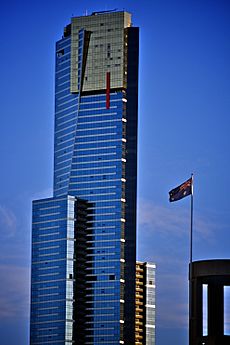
xmin=106 ymin=72 xmax=110 ymax=109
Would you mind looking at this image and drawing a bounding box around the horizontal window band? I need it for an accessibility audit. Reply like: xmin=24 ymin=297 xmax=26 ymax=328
xmin=33 ymin=238 xmax=72 ymax=245
xmin=56 ymin=42 xmax=71 ymax=50
xmin=86 ymin=258 xmax=120 ymax=263
xmin=36 ymin=287 xmax=59 ymax=292
xmin=33 ymin=226 xmax=60 ymax=231
xmin=81 ymin=95 xmax=122 ymax=102
xmin=80 ymin=91 xmax=121 ymax=99
xmin=32 ymin=279 xmax=67 ymax=285
xmin=56 ymin=79 xmax=69 ymax=88
xmin=87 ymin=219 xmax=121 ymax=224
xmin=75 ymin=132 xmax=118 ymax=139
xmin=66 ymin=166 xmax=116 ymax=172
xmin=33 ymin=197 xmax=68 ymax=205
xmin=36 ymin=292 xmax=60 ymax=297
xmin=56 ymin=153 xmax=119 ymax=164
xmin=86 ymin=230 xmax=116 ymax=234
xmin=54 ymin=178 xmax=69 ymax=185
xmin=32 ymin=258 xmax=68 ymax=265
xmin=57 ymin=117 xmax=120 ymax=129
xmin=67 ymin=192 xmax=116 ymax=197
xmin=55 ymin=66 xmax=70 ymax=75
xmin=57 ymin=74 xmax=70 ymax=83
xmin=86 ymin=239 xmax=121 ymax=244
xmin=53 ymin=186 xmax=68 ymax=193
xmin=37 ymin=265 xmax=60 ymax=271
xmin=53 ymin=165 xmax=72 ymax=173
xmin=55 ymin=152 xmax=72 ymax=160
xmin=70 ymin=158 xmax=121 ymax=165
xmin=56 ymin=110 xmax=77 ymax=121
xmin=67 ymin=152 xmax=118 ymax=160
xmin=87 ymin=245 xmax=115 ymax=250
xmin=54 ymin=143 xmax=74 ymax=153
xmin=38 ymin=206 xmax=60 ymax=211
xmin=56 ymin=138 xmax=122 ymax=148
xmin=78 ymin=106 xmax=117 ymax=112
xmin=68 ymin=184 xmax=116 ymax=190
xmin=56 ymin=118 xmax=76 ymax=128
xmin=56 ymin=131 xmax=76 ymax=141
xmin=56 ymin=58 xmax=70 ymax=68
xmin=30 ymin=317 xmax=69 ymax=323
xmin=56 ymin=93 xmax=74 ymax=102
xmin=55 ymin=124 xmax=76 ymax=134
xmin=55 ymin=86 xmax=70 ymax=95
xmin=85 ymin=206 xmax=116 ymax=211
xmin=38 ymin=245 xmax=60 ymax=251
xmin=85 ymin=266 xmax=116 ymax=271
xmin=38 ymin=232 xmax=60 ymax=237
xmin=73 ymin=146 xmax=117 ymax=152
xmin=56 ymin=157 xmax=72 ymax=166
xmin=36 ymin=252 xmax=61 ymax=257
xmin=75 ymin=126 xmax=118 ymax=133
xmin=32 ymin=218 xmax=69 ymax=225
xmin=67 ymin=172 xmax=116 ymax=179
xmin=85 ymin=307 xmax=115 ymax=311
xmin=86 ymin=252 xmax=116 ymax=258
xmin=35 ymin=333 xmax=59 ymax=338
xmin=38 ymin=212 xmax=60 ymax=218
xmin=56 ymin=95 xmax=75 ymax=108
xmin=77 ymin=119 xmax=121 ymax=126
xmin=32 ymin=325 xmax=59 ymax=331
xmin=69 ymin=178 xmax=122 ymax=184
xmin=76 ymin=112 xmax=117 ymax=119
xmin=55 ymin=103 xmax=76 ymax=115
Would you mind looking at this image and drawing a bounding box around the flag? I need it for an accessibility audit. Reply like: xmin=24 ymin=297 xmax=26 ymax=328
xmin=169 ymin=177 xmax=192 ymax=202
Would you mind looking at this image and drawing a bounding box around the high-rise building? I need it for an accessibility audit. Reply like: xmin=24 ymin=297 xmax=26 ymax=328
xmin=135 ymin=262 xmax=156 ymax=345
xmin=30 ymin=10 xmax=139 ymax=345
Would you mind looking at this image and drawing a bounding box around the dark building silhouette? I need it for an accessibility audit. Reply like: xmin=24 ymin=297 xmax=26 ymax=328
xmin=190 ymin=259 xmax=230 ymax=345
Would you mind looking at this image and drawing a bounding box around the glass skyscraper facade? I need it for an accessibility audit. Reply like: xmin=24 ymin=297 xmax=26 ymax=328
xmin=30 ymin=10 xmax=139 ymax=345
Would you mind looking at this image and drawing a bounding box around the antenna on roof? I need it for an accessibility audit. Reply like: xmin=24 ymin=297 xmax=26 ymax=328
xmin=91 ymin=9 xmax=118 ymax=15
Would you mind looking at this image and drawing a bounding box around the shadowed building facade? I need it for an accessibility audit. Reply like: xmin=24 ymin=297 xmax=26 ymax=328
xmin=30 ymin=10 xmax=139 ymax=345
xmin=190 ymin=259 xmax=230 ymax=345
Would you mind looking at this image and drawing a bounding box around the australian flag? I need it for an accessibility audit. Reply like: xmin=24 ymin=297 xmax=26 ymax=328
xmin=169 ymin=177 xmax=192 ymax=202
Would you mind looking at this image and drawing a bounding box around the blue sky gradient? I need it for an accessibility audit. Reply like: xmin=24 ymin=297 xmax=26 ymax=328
xmin=0 ymin=0 xmax=230 ymax=344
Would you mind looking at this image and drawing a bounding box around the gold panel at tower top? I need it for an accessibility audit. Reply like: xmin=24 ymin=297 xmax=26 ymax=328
xmin=70 ymin=11 xmax=131 ymax=93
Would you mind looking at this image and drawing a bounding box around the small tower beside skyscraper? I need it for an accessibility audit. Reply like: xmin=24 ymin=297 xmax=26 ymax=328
xmin=135 ymin=262 xmax=156 ymax=345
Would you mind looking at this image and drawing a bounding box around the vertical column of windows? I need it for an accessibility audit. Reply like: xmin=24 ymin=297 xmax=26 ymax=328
xmin=67 ymin=92 xmax=124 ymax=344
xmin=54 ymin=36 xmax=78 ymax=197
xmin=30 ymin=196 xmax=77 ymax=345
xmin=145 ymin=264 xmax=156 ymax=345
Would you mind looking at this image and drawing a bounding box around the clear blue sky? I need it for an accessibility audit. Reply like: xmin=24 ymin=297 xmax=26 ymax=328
xmin=0 ymin=0 xmax=230 ymax=344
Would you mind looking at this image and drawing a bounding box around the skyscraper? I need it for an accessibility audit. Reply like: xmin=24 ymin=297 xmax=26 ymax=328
xmin=30 ymin=10 xmax=139 ymax=345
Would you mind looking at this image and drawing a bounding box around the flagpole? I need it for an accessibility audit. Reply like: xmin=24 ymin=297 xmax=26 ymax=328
xmin=190 ymin=173 xmax=194 ymax=268
xmin=189 ymin=173 xmax=194 ymax=344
